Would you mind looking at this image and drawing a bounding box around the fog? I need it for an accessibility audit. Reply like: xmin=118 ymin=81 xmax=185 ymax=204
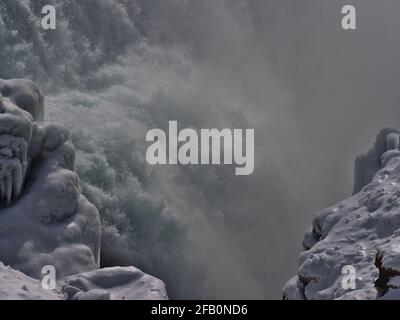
xmin=1 ymin=0 xmax=400 ymax=299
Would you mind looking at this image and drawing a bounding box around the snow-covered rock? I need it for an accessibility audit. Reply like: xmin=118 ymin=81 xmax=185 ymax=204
xmin=62 ymin=266 xmax=168 ymax=300
xmin=0 ymin=262 xmax=168 ymax=300
xmin=284 ymin=129 xmax=400 ymax=300
xmin=0 ymin=262 xmax=62 ymax=300
xmin=0 ymin=79 xmax=168 ymax=300
xmin=0 ymin=78 xmax=101 ymax=280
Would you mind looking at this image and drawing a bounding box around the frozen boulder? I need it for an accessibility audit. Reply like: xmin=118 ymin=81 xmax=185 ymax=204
xmin=0 ymin=262 xmax=62 ymax=300
xmin=62 ymin=266 xmax=168 ymax=300
xmin=0 ymin=261 xmax=169 ymax=301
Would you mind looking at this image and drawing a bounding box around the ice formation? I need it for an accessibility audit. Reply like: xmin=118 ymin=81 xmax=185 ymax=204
xmin=0 ymin=261 xmax=62 ymax=300
xmin=0 ymin=79 xmax=42 ymax=206
xmin=0 ymin=78 xmax=101 ymax=279
xmin=284 ymin=128 xmax=400 ymax=300
xmin=0 ymin=261 xmax=168 ymax=300
xmin=0 ymin=79 xmax=168 ymax=300
xmin=62 ymin=266 xmax=168 ymax=300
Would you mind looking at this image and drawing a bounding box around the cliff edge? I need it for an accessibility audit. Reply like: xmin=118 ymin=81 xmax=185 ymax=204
xmin=284 ymin=129 xmax=400 ymax=300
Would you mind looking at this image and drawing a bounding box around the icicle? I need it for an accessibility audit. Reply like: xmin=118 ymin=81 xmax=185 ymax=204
xmin=6 ymin=170 xmax=12 ymax=206
xmin=12 ymin=161 xmax=23 ymax=199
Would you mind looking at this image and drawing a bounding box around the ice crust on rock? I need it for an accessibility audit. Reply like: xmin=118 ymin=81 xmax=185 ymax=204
xmin=0 ymin=79 xmax=168 ymax=300
xmin=0 ymin=262 xmax=168 ymax=300
xmin=0 ymin=262 xmax=62 ymax=300
xmin=284 ymin=129 xmax=400 ymax=300
xmin=62 ymin=266 xmax=168 ymax=300
xmin=0 ymin=78 xmax=101 ymax=279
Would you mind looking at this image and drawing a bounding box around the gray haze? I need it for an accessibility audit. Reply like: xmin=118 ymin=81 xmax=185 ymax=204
xmin=2 ymin=0 xmax=400 ymax=299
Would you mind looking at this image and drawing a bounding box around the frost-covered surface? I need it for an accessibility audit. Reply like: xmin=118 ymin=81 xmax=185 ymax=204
xmin=62 ymin=266 xmax=168 ymax=300
xmin=0 ymin=262 xmax=62 ymax=300
xmin=284 ymin=129 xmax=400 ymax=300
xmin=0 ymin=79 xmax=101 ymax=280
xmin=0 ymin=79 xmax=168 ymax=300
xmin=0 ymin=262 xmax=168 ymax=300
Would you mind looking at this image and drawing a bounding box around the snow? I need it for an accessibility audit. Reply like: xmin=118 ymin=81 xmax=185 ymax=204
xmin=0 ymin=262 xmax=62 ymax=300
xmin=284 ymin=129 xmax=400 ymax=300
xmin=0 ymin=262 xmax=168 ymax=300
xmin=0 ymin=79 xmax=168 ymax=300
xmin=387 ymin=276 xmax=400 ymax=288
xmin=62 ymin=266 xmax=168 ymax=300
xmin=0 ymin=79 xmax=101 ymax=280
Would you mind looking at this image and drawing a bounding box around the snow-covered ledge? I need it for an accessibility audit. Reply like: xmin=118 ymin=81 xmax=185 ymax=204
xmin=284 ymin=129 xmax=400 ymax=300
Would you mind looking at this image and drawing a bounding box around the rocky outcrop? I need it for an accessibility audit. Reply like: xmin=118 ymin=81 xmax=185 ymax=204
xmin=284 ymin=129 xmax=400 ymax=300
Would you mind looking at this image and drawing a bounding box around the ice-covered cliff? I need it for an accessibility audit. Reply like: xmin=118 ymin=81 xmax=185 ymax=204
xmin=284 ymin=129 xmax=400 ymax=300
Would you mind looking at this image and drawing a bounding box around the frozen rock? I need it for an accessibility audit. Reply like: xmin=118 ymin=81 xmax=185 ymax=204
xmin=0 ymin=262 xmax=62 ymax=300
xmin=284 ymin=129 xmax=400 ymax=300
xmin=0 ymin=78 xmax=169 ymax=300
xmin=353 ymin=128 xmax=400 ymax=194
xmin=0 ymin=262 xmax=169 ymax=301
xmin=0 ymin=78 xmax=101 ymax=279
xmin=62 ymin=266 xmax=168 ymax=300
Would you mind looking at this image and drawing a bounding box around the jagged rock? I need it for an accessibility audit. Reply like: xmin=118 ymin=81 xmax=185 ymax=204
xmin=284 ymin=129 xmax=400 ymax=300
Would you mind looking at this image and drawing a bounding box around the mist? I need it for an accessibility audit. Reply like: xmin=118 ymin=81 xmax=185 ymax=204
xmin=1 ymin=0 xmax=400 ymax=299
